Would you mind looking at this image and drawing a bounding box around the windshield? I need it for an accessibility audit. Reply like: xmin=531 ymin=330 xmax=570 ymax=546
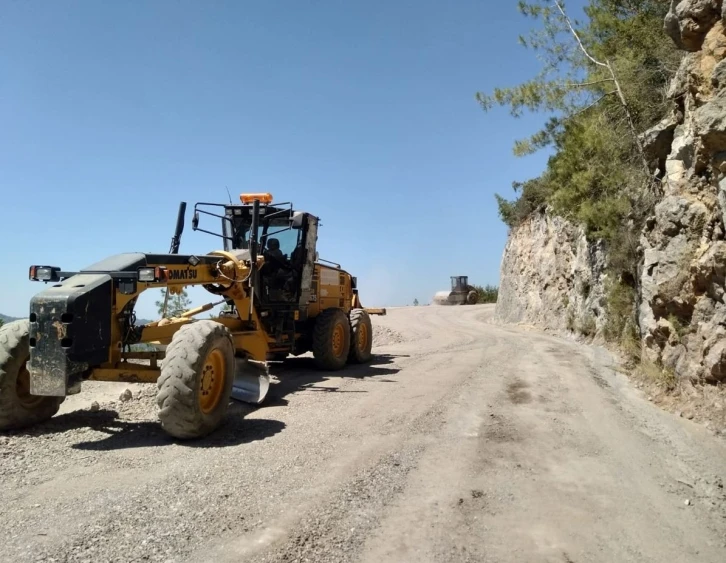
xmin=223 ymin=207 xmax=300 ymax=258
xmin=262 ymin=224 xmax=299 ymax=262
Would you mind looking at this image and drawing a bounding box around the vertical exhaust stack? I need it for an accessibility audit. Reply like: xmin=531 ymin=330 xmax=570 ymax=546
xmin=248 ymin=198 xmax=260 ymax=322
xmin=170 ymin=201 xmax=187 ymax=255
xmin=161 ymin=201 xmax=187 ymax=318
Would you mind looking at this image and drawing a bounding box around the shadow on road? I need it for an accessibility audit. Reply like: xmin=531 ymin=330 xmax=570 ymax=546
xmin=265 ymin=353 xmax=406 ymax=402
xmin=1 ymin=354 xmax=405 ymax=450
xmin=6 ymin=405 xmax=286 ymax=451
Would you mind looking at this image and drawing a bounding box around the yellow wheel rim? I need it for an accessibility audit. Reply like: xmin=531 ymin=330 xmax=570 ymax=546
xmin=199 ymin=348 xmax=226 ymax=414
xmin=16 ymin=360 xmax=44 ymax=409
xmin=357 ymin=323 xmax=368 ymax=351
xmin=332 ymin=323 xmax=345 ymax=357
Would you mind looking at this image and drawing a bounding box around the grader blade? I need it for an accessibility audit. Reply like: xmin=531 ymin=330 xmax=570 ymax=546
xmin=231 ymin=358 xmax=270 ymax=404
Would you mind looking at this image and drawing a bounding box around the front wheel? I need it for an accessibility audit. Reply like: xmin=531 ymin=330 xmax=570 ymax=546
xmin=0 ymin=320 xmax=65 ymax=430
xmin=156 ymin=320 xmax=235 ymax=439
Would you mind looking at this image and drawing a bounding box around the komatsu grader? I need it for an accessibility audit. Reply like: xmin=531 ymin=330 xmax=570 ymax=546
xmin=0 ymin=193 xmax=385 ymax=439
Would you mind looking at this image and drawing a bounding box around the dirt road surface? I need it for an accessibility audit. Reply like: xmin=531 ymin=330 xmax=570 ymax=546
xmin=2 ymin=304 xmax=726 ymax=562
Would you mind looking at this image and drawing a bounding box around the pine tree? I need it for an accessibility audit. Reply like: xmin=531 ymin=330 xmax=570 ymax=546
xmin=155 ymin=288 xmax=192 ymax=318
xmin=477 ymin=0 xmax=679 ymax=236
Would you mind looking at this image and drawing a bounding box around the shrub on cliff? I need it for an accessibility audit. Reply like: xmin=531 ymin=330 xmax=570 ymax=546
xmin=479 ymin=0 xmax=682 ymax=348
xmin=478 ymin=0 xmax=680 ymax=239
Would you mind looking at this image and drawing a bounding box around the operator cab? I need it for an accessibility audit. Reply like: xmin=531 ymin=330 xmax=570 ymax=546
xmin=451 ymin=276 xmax=469 ymax=292
xmin=190 ymin=193 xmax=319 ymax=308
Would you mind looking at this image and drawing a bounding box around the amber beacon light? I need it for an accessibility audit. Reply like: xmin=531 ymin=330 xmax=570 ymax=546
xmin=240 ymin=192 xmax=273 ymax=204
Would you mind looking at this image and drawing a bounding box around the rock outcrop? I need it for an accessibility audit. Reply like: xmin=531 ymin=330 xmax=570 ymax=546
xmin=496 ymin=208 xmax=607 ymax=337
xmin=640 ymin=1 xmax=726 ymax=383
xmin=665 ymin=0 xmax=723 ymax=51
xmin=497 ymin=0 xmax=726 ymax=385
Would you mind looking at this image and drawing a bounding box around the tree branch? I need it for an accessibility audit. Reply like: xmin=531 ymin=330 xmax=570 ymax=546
xmin=568 ymin=91 xmax=617 ymax=117
xmin=554 ymin=0 xmax=657 ymax=194
xmin=565 ymin=78 xmax=615 ymax=88
xmin=607 ymin=59 xmax=653 ymax=185
xmin=554 ymin=0 xmax=608 ymax=68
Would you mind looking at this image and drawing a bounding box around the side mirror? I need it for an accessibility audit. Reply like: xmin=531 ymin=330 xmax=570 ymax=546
xmin=291 ymin=211 xmax=304 ymax=229
xmin=192 ymin=211 xmax=199 ymax=230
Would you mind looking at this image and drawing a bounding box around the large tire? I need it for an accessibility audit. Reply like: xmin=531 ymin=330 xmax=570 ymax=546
xmin=312 ymin=308 xmax=351 ymax=370
xmin=347 ymin=309 xmax=372 ymax=364
xmin=156 ymin=320 xmax=235 ymax=439
xmin=0 ymin=320 xmax=65 ymax=430
xmin=466 ymin=290 xmax=478 ymax=305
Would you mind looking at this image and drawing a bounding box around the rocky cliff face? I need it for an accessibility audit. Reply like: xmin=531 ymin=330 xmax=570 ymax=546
xmin=639 ymin=0 xmax=726 ymax=383
xmin=497 ymin=0 xmax=726 ymax=386
xmin=496 ymin=208 xmax=607 ymax=336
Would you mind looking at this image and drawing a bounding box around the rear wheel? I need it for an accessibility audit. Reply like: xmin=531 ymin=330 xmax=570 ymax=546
xmin=466 ymin=290 xmax=478 ymax=305
xmin=0 ymin=320 xmax=65 ymax=430
xmin=348 ymin=309 xmax=372 ymax=364
xmin=156 ymin=320 xmax=235 ymax=439
xmin=312 ymin=308 xmax=351 ymax=370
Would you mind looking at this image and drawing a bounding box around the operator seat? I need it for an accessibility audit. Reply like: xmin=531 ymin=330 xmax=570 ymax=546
xmin=264 ymin=238 xmax=286 ymax=269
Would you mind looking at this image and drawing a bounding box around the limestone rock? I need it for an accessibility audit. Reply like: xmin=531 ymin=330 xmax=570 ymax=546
xmin=495 ymin=209 xmax=606 ymax=336
xmin=692 ymin=241 xmax=726 ymax=293
xmin=668 ymin=52 xmax=700 ymax=99
xmin=641 ymin=113 xmax=678 ymax=166
xmin=497 ymin=4 xmax=726 ymax=387
xmin=704 ymin=340 xmax=726 ymax=382
xmin=663 ymin=343 xmax=687 ymax=370
xmin=666 ymin=0 xmax=722 ymax=52
xmin=694 ymin=89 xmax=726 ymax=153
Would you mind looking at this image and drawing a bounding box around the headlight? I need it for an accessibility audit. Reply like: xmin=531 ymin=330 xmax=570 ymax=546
xmin=29 ymin=265 xmax=60 ymax=282
xmin=138 ymin=267 xmax=168 ymax=282
xmin=138 ymin=267 xmax=156 ymax=282
xmin=36 ymin=267 xmax=54 ymax=281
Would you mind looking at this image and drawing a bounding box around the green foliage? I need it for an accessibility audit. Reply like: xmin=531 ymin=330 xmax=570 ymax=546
xmin=480 ymin=0 xmax=684 ymax=368
xmin=0 ymin=318 xmax=3 ymax=329
xmin=479 ymin=0 xmax=681 ymax=237
xmin=667 ymin=313 xmax=690 ymax=339
xmin=578 ymin=313 xmax=597 ymax=337
xmin=637 ymin=358 xmax=679 ymax=391
xmin=603 ymin=278 xmax=637 ymax=343
xmin=474 ymin=284 xmax=499 ymax=304
xmin=413 ymin=298 xmax=419 ymax=306
xmin=495 ymin=176 xmax=552 ymax=228
xmin=155 ymin=288 xmax=192 ymax=318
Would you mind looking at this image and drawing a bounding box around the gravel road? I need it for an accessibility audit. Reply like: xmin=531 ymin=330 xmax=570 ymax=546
xmin=2 ymin=304 xmax=726 ymax=562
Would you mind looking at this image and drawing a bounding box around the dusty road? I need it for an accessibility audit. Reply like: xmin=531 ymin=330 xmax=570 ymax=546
xmin=2 ymin=304 xmax=726 ymax=562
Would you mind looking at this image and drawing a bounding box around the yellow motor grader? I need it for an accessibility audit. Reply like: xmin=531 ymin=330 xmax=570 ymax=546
xmin=0 ymin=193 xmax=385 ymax=439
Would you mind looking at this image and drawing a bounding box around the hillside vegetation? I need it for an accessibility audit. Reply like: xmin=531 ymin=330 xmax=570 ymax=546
xmin=478 ymin=0 xmax=682 ymax=352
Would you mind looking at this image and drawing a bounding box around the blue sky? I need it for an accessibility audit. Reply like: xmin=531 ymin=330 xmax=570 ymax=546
xmin=0 ymin=0 xmax=585 ymax=319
